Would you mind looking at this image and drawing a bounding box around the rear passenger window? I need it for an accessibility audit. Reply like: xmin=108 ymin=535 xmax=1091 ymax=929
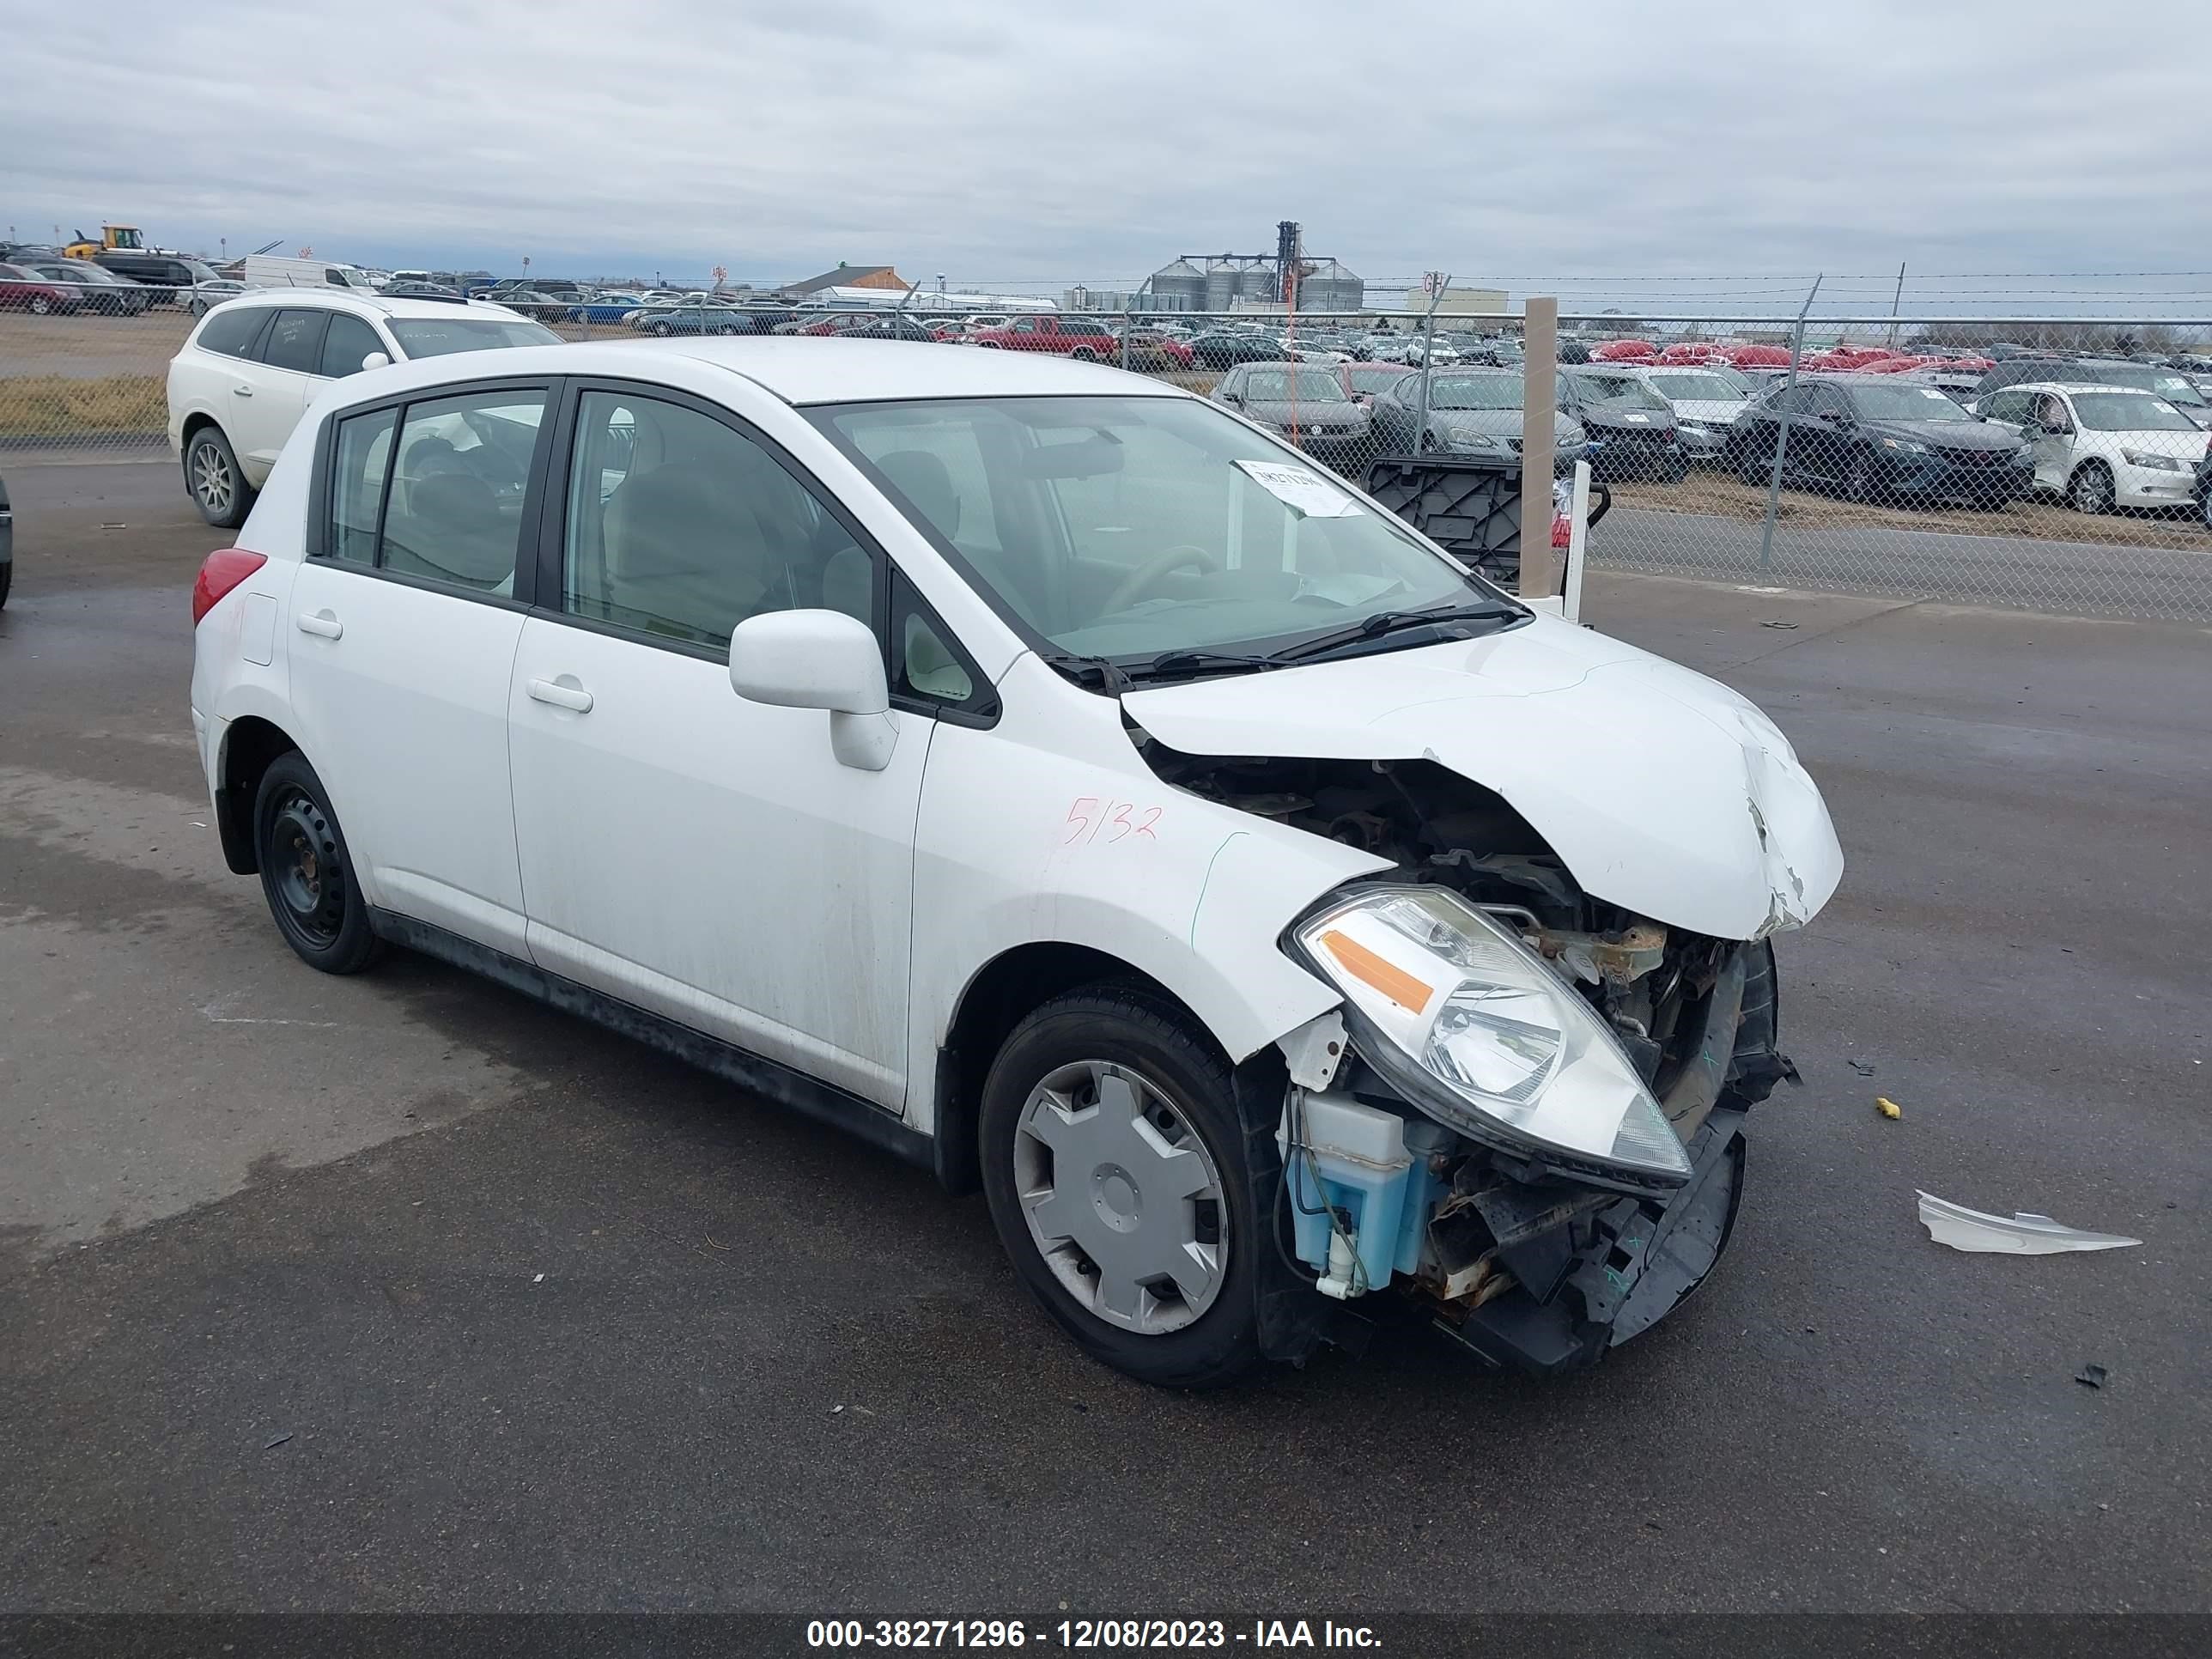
xmin=329 ymin=410 xmax=396 ymax=565
xmin=261 ymin=309 xmax=328 ymax=374
xmin=195 ymin=307 xmax=269 ymax=360
xmin=561 ymin=391 xmax=872 ymax=647
xmin=379 ymin=392 xmax=548 ymax=592
xmin=319 ymin=314 xmax=385 ymax=379
xmin=319 ymin=389 xmax=546 ymax=593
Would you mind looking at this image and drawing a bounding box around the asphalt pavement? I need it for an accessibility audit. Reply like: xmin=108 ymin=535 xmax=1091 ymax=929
xmin=2 ymin=459 xmax=2207 ymax=1614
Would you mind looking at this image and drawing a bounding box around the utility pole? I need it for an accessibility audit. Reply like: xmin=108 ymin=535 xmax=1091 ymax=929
xmin=1887 ymin=261 xmax=1905 ymax=347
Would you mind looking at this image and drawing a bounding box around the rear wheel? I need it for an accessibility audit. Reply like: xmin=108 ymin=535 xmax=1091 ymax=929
xmin=2069 ymin=462 xmax=2114 ymax=515
xmin=979 ymin=988 xmax=1264 ymax=1389
xmin=252 ymin=754 xmax=380 ymax=975
xmin=1070 ymin=347 xmax=1097 ymax=362
xmin=185 ymin=427 xmax=252 ymax=528
xmin=1735 ymin=444 xmax=1769 ymax=486
xmin=29 ymin=295 xmax=52 ymax=316
xmin=0 ymin=562 xmax=11 ymax=609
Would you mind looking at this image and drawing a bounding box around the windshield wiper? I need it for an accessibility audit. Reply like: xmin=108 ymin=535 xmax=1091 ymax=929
xmin=1268 ymin=602 xmax=1522 ymax=664
xmin=1133 ymin=648 xmax=1285 ymax=682
xmin=1039 ymin=651 xmax=1132 ymax=692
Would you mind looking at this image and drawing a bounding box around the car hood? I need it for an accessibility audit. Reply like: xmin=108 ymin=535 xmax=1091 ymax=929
xmin=1866 ymin=418 xmax=2018 ymax=450
xmin=1427 ymin=408 xmax=1583 ymax=445
xmin=1244 ymin=398 xmax=1369 ymax=426
xmin=1121 ymin=616 xmax=1843 ymax=942
xmin=1582 ymin=404 xmax=1674 ymax=434
xmin=1667 ymin=398 xmax=1749 ymax=423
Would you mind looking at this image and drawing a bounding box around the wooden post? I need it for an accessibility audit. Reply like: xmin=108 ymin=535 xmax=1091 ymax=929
xmin=1519 ymin=297 xmax=1560 ymax=599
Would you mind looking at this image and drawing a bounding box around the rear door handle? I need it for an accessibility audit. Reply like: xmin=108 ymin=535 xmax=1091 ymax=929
xmin=234 ymin=385 xmax=254 ymax=398
xmin=295 ymin=610 xmax=343 ymax=639
xmin=527 ymin=676 xmax=593 ymax=713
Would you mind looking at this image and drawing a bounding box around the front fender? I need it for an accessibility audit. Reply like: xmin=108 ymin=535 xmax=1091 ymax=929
xmin=905 ymin=657 xmax=1382 ymax=1137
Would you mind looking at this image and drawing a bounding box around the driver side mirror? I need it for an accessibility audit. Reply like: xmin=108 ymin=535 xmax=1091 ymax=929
xmin=728 ymin=609 xmax=896 ymax=771
xmin=362 ymin=351 xmax=391 ymax=372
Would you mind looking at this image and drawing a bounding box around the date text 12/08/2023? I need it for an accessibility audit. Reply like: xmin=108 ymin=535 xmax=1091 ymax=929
xmin=804 ymin=1618 xmax=1383 ymax=1648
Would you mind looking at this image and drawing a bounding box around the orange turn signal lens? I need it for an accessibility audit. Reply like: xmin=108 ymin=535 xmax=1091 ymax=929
xmin=1319 ymin=928 xmax=1434 ymax=1015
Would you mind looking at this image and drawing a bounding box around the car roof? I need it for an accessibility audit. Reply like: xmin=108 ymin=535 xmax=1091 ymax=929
xmin=2002 ymin=381 xmax=2167 ymax=397
xmin=318 ymin=337 xmax=1191 ymax=408
xmin=220 ymin=288 xmax=526 ymax=321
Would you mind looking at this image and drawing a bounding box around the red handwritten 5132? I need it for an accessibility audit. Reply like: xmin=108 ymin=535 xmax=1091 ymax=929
xmin=1062 ymin=797 xmax=1163 ymax=846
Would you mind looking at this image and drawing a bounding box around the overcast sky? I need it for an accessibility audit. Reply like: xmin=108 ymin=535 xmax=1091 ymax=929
xmin=3 ymin=0 xmax=2206 ymax=308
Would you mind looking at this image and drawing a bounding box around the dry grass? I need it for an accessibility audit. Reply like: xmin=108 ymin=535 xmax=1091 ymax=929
xmin=1613 ymin=469 xmax=2209 ymax=553
xmin=0 ymin=373 xmax=167 ymax=438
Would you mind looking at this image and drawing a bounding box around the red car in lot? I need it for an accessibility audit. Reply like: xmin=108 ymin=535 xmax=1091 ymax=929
xmin=1590 ymin=338 xmax=1658 ymax=362
xmin=0 ymin=262 xmax=79 ymax=315
xmin=968 ymin=315 xmax=1127 ymax=361
xmin=1656 ymin=342 xmax=1731 ymax=364
xmin=1802 ymin=346 xmax=1896 ymax=372
xmin=1727 ymin=344 xmax=1795 ymax=368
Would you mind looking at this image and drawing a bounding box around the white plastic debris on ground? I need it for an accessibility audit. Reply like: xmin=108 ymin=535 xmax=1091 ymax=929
xmin=1916 ymin=1191 xmax=2143 ymax=1255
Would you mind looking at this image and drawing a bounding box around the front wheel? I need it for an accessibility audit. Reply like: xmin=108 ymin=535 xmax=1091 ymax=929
xmin=979 ymin=988 xmax=1265 ymax=1389
xmin=185 ymin=427 xmax=252 ymax=528
xmin=2069 ymin=463 xmax=2114 ymax=515
xmin=252 ymin=754 xmax=380 ymax=975
xmin=1844 ymin=449 xmax=1877 ymax=504
xmin=29 ymin=295 xmax=52 ymax=316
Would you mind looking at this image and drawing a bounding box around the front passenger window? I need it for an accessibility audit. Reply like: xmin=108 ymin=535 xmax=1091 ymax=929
xmin=562 ymin=391 xmax=872 ymax=648
xmin=319 ymin=314 xmax=385 ymax=378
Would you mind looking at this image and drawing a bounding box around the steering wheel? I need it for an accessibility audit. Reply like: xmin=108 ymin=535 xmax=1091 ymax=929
xmin=1103 ymin=544 xmax=1220 ymax=613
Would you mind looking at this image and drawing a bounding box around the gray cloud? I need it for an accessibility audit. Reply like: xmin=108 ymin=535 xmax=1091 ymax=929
xmin=3 ymin=0 xmax=2205 ymax=304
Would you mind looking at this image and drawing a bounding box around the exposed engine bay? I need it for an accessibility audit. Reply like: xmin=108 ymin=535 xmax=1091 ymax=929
xmin=1136 ymin=738 xmax=1803 ymax=1372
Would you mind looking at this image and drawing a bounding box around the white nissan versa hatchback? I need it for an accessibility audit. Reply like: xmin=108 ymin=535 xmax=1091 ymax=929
xmin=189 ymin=340 xmax=1842 ymax=1385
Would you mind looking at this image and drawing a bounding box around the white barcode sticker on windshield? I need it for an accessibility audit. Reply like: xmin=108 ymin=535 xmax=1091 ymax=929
xmin=1234 ymin=459 xmax=1364 ymax=518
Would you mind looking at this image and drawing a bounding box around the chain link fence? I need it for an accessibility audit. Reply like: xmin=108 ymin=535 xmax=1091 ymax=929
xmin=3 ymin=273 xmax=2209 ymax=619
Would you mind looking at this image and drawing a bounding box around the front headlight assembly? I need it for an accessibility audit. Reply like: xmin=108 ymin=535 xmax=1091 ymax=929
xmin=1290 ymin=886 xmax=1693 ymax=1188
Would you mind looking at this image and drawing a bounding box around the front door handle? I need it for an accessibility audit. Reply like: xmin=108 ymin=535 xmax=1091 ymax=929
xmin=527 ymin=676 xmax=593 ymax=714
xmin=234 ymin=385 xmax=255 ymax=398
xmin=296 ymin=609 xmax=343 ymax=639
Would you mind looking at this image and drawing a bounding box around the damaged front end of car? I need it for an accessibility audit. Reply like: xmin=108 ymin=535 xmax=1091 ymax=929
xmin=1145 ymin=745 xmax=1806 ymax=1375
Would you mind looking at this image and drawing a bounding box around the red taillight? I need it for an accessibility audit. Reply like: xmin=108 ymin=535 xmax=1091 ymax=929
xmin=191 ymin=548 xmax=267 ymax=625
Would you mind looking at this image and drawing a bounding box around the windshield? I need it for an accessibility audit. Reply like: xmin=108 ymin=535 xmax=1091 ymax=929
xmin=1576 ymin=376 xmax=1670 ymax=411
xmin=1844 ymin=384 xmax=1973 ymax=422
xmin=1648 ymin=372 xmax=1744 ymax=402
xmin=1241 ymin=369 xmax=1346 ymax=402
xmin=2072 ymin=392 xmax=2198 ymax=433
xmin=387 ymin=317 xmax=561 ymax=356
xmin=1422 ymin=373 xmax=1524 ymax=410
xmin=816 ymin=395 xmax=1501 ymax=665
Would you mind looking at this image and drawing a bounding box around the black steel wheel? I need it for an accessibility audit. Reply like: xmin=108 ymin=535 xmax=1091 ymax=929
xmin=252 ymin=753 xmax=380 ymax=975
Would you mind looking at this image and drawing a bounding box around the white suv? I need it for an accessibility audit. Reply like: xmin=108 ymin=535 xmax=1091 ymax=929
xmin=188 ymin=339 xmax=1841 ymax=1385
xmin=167 ymin=289 xmax=559 ymax=527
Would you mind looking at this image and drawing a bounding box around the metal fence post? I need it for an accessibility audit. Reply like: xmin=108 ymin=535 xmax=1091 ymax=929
xmin=1520 ymin=297 xmax=1560 ymax=599
xmin=1413 ymin=273 xmax=1449 ymax=465
xmin=1757 ymin=275 xmax=1824 ymax=574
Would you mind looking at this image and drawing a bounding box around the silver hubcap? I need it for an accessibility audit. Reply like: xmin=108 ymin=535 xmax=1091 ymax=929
xmin=192 ymin=445 xmax=233 ymax=514
xmin=1013 ymin=1060 xmax=1228 ymax=1335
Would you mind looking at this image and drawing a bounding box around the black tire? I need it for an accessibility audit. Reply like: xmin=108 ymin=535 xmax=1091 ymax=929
xmin=1735 ymin=445 xmax=1769 ymax=486
xmin=1070 ymin=346 xmax=1097 ymax=362
xmin=252 ymin=754 xmax=380 ymax=975
xmin=650 ymin=321 xmax=672 ymax=337
xmin=979 ymin=986 xmax=1266 ymax=1389
xmin=0 ymin=562 xmax=11 ymax=610
xmin=185 ymin=426 xmax=252 ymax=529
xmin=29 ymin=295 xmax=52 ymax=317
xmin=1660 ymin=454 xmax=1690 ymax=485
xmin=2069 ymin=462 xmax=2114 ymax=515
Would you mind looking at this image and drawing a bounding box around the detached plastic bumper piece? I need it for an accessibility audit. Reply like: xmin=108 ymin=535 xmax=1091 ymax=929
xmin=1431 ymin=1107 xmax=1747 ymax=1375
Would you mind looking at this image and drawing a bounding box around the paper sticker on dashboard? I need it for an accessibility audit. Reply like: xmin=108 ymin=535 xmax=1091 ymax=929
xmin=1234 ymin=459 xmax=1364 ymax=519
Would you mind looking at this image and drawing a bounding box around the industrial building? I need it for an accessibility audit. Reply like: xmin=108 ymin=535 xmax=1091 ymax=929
xmin=1141 ymin=222 xmax=1364 ymax=313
